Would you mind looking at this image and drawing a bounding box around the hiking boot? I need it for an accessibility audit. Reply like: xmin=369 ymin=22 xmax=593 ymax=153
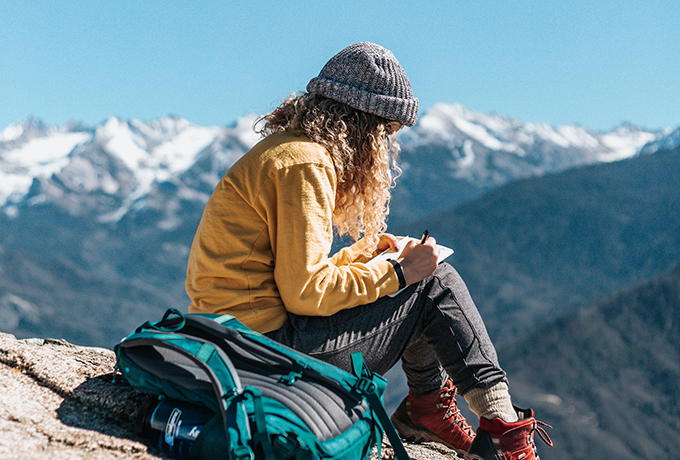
xmin=390 ymin=379 xmax=476 ymax=455
xmin=466 ymin=407 xmax=553 ymax=460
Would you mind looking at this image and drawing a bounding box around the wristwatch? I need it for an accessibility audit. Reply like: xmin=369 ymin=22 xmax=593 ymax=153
xmin=387 ymin=259 xmax=406 ymax=290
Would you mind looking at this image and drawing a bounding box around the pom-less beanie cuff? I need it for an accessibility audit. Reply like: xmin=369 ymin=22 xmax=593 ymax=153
xmin=307 ymin=77 xmax=419 ymax=127
xmin=306 ymin=42 xmax=419 ymax=127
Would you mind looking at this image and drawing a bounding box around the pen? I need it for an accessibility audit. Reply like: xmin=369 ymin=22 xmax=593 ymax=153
xmin=420 ymin=230 xmax=429 ymax=244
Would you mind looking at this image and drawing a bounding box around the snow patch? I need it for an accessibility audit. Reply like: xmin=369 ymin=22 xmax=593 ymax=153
xmin=419 ymin=104 xmax=520 ymax=153
xmin=0 ymin=131 xmax=90 ymax=205
xmin=598 ymin=130 xmax=658 ymax=162
xmin=535 ymin=393 xmax=563 ymax=406
xmin=157 ymin=213 xmax=181 ymax=231
xmin=3 ymin=131 xmax=90 ymax=166
xmin=98 ymin=205 xmax=130 ymax=223
xmin=162 ymin=242 xmax=190 ymax=257
xmin=152 ymin=125 xmax=222 ymax=174
xmin=526 ymin=123 xmax=570 ymax=148
xmin=96 ymin=117 xmax=149 ymax=172
xmin=233 ymin=113 xmax=261 ymax=148
xmin=0 ymin=123 xmax=25 ymax=142
xmin=557 ymin=125 xmax=599 ymax=149
xmin=3 ymin=206 xmax=18 ymax=218
xmin=0 ymin=293 xmax=41 ymax=328
xmin=461 ymin=140 xmax=475 ymax=167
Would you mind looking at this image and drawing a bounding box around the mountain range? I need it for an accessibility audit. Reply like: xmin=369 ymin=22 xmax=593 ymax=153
xmin=390 ymin=103 xmax=671 ymax=224
xmin=390 ymin=144 xmax=680 ymax=460
xmin=1 ymin=104 xmax=670 ymax=226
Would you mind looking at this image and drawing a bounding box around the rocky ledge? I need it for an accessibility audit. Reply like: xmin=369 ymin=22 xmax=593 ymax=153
xmin=0 ymin=333 xmax=461 ymax=460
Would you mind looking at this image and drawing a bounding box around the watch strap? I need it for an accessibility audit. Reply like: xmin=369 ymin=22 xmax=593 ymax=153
xmin=387 ymin=259 xmax=407 ymax=290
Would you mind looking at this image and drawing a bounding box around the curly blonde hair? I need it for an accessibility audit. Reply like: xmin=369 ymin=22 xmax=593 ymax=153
xmin=256 ymin=92 xmax=402 ymax=254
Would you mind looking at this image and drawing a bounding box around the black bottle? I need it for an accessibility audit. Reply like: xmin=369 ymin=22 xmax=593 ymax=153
xmin=136 ymin=397 xmax=216 ymax=458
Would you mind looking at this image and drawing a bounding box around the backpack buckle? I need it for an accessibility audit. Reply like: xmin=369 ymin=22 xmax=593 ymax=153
xmin=355 ymin=377 xmax=377 ymax=395
xmin=273 ymin=433 xmax=301 ymax=457
xmin=279 ymin=362 xmax=307 ymax=386
xmin=232 ymin=445 xmax=255 ymax=460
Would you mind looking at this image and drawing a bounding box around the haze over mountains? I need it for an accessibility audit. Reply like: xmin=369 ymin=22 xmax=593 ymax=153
xmin=1 ymin=104 xmax=679 ymax=459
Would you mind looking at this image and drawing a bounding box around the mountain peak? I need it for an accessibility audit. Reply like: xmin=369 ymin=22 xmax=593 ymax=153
xmin=0 ymin=117 xmax=51 ymax=143
xmin=640 ymin=126 xmax=680 ymax=155
xmin=410 ymin=103 xmax=520 ymax=153
xmin=230 ymin=112 xmax=262 ymax=149
xmin=0 ymin=122 xmax=27 ymax=143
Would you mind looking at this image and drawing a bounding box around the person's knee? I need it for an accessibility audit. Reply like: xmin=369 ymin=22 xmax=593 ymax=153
xmin=432 ymin=262 xmax=476 ymax=301
xmin=434 ymin=262 xmax=462 ymax=282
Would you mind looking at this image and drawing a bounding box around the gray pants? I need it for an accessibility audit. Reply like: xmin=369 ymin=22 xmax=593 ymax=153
xmin=267 ymin=263 xmax=506 ymax=396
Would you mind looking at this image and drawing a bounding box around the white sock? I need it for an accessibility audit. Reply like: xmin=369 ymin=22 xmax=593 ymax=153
xmin=463 ymin=381 xmax=519 ymax=422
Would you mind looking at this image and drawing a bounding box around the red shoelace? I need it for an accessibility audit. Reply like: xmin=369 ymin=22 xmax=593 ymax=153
xmin=439 ymin=385 xmax=476 ymax=438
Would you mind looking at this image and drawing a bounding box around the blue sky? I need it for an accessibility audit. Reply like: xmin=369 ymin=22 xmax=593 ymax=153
xmin=1 ymin=0 xmax=678 ymax=132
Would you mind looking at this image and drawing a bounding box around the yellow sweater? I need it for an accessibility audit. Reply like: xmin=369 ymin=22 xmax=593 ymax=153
xmin=186 ymin=131 xmax=399 ymax=333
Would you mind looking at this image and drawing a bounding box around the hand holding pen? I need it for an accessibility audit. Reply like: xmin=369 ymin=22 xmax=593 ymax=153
xmin=397 ymin=229 xmax=439 ymax=286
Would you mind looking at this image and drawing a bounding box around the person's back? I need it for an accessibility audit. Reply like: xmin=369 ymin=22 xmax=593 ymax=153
xmin=186 ymin=131 xmax=336 ymax=332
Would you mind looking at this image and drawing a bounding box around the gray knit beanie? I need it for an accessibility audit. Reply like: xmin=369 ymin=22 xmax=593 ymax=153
xmin=307 ymin=42 xmax=419 ymax=127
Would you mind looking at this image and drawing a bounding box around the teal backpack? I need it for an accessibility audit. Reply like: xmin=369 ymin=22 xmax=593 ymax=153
xmin=114 ymin=309 xmax=410 ymax=460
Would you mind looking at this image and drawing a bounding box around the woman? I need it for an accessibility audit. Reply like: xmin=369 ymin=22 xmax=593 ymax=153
xmin=186 ymin=42 xmax=551 ymax=459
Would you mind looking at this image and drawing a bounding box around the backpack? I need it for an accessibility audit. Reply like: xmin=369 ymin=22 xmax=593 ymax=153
xmin=114 ymin=308 xmax=410 ymax=460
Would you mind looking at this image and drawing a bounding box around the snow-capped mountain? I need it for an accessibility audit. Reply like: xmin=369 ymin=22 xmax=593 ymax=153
xmin=389 ymin=103 xmax=667 ymax=223
xmin=0 ymin=104 xmax=669 ymax=227
xmin=0 ymin=114 xmax=260 ymax=219
xmin=1 ymin=104 xmax=677 ymax=350
xmin=639 ymin=126 xmax=680 ymax=155
xmin=399 ymin=103 xmax=662 ymax=183
xmin=403 ymin=103 xmax=660 ymax=164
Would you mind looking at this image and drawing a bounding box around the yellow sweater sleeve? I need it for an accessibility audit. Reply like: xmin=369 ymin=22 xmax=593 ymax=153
xmin=329 ymin=238 xmax=374 ymax=266
xmin=264 ymin=163 xmax=399 ymax=316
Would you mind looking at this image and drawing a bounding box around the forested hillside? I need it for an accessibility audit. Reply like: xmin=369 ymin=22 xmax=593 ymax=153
xmin=397 ymin=146 xmax=680 ymax=345
xmin=501 ymin=263 xmax=680 ymax=459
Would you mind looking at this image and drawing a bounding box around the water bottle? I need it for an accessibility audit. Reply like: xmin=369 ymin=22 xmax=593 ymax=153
xmin=136 ymin=397 xmax=216 ymax=458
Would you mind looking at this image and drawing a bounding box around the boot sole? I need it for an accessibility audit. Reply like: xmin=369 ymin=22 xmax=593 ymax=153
xmin=390 ymin=413 xmax=469 ymax=457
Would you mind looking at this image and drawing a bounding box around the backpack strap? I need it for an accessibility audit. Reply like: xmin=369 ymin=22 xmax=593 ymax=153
xmin=135 ymin=307 xmax=186 ymax=333
xmin=240 ymin=388 xmax=276 ymax=460
xmin=351 ymin=353 xmax=411 ymax=460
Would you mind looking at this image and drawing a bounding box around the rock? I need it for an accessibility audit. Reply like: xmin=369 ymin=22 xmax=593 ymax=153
xmin=0 ymin=333 xmax=461 ymax=460
xmin=0 ymin=332 xmax=162 ymax=460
